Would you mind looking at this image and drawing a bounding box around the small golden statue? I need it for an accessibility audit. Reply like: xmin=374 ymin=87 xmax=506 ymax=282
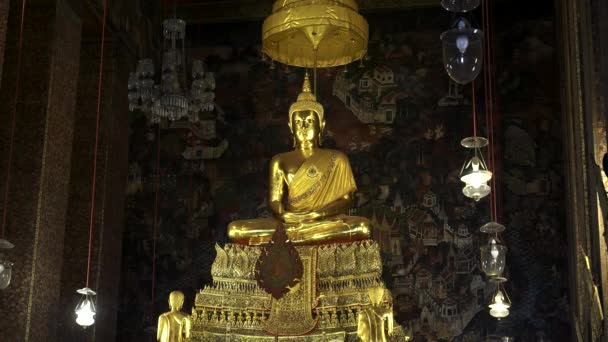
xmin=157 ymin=291 xmax=192 ymax=342
xmin=228 ymin=73 xmax=371 ymax=245
xmin=357 ymin=287 xmax=394 ymax=342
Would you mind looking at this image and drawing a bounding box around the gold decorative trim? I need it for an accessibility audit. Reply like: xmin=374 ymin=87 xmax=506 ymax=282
xmin=289 ymin=153 xmax=338 ymax=205
xmin=192 ymin=241 xmax=394 ymax=340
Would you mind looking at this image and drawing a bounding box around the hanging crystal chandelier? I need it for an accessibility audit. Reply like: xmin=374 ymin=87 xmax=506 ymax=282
xmin=128 ymin=17 xmax=215 ymax=123
xmin=441 ymin=0 xmax=480 ymax=12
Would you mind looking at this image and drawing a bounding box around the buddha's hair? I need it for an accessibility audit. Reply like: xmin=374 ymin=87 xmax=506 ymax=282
xmin=288 ymin=73 xmax=325 ymax=126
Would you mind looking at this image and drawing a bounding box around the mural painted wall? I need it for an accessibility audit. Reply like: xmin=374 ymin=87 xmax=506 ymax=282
xmin=118 ymin=2 xmax=570 ymax=341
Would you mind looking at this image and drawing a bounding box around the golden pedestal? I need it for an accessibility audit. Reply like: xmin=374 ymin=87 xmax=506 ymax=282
xmin=191 ymin=240 xmax=401 ymax=341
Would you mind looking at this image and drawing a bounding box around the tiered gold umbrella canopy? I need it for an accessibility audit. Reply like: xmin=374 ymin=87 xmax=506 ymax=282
xmin=262 ymin=0 xmax=369 ymax=68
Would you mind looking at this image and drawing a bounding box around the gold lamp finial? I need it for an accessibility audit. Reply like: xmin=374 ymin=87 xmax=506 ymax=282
xmin=302 ymin=72 xmax=312 ymax=93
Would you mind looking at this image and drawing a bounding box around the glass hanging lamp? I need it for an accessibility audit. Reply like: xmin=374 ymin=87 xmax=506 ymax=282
xmin=480 ymin=236 xmax=507 ymax=278
xmin=441 ymin=0 xmax=480 ymax=12
xmin=441 ymin=18 xmax=483 ymax=84
xmin=75 ymin=287 xmax=97 ymax=327
xmin=459 ymin=136 xmax=492 ymax=201
xmin=480 ymin=221 xmax=505 ymax=234
xmin=0 ymin=239 xmax=14 ymax=290
xmin=488 ymin=281 xmax=511 ymax=319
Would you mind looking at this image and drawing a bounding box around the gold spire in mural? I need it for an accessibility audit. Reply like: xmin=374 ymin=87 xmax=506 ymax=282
xmin=262 ymin=0 xmax=369 ymax=68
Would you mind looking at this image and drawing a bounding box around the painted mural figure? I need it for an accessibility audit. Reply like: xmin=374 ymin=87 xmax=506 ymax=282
xmin=157 ymin=291 xmax=192 ymax=342
xmin=228 ymin=74 xmax=371 ymax=245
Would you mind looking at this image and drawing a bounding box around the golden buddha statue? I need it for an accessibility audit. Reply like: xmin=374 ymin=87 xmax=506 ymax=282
xmin=357 ymin=287 xmax=394 ymax=342
xmin=157 ymin=291 xmax=192 ymax=342
xmin=228 ymin=74 xmax=371 ymax=245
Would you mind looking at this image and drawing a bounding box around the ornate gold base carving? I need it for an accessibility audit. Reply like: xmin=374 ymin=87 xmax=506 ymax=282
xmin=192 ymin=240 xmax=405 ymax=341
xmin=265 ymin=246 xmax=318 ymax=336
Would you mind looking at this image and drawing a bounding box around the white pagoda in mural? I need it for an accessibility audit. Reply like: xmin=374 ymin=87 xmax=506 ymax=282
xmin=333 ymin=65 xmax=408 ymax=124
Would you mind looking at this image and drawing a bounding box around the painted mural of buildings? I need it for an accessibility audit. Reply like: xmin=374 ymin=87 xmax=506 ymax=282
xmin=333 ymin=65 xmax=410 ymax=124
xmin=357 ymin=186 xmax=490 ymax=339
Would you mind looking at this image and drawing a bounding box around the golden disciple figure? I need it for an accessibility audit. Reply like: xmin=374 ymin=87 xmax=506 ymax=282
xmin=228 ymin=74 xmax=371 ymax=245
xmin=157 ymin=291 xmax=192 ymax=342
xmin=357 ymin=287 xmax=394 ymax=342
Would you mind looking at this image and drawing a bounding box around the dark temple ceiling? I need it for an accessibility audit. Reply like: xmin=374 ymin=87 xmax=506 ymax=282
xmin=164 ymin=0 xmax=440 ymax=23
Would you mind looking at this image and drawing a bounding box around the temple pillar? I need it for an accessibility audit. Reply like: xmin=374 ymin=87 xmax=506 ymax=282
xmin=0 ymin=0 xmax=82 ymax=341
xmin=56 ymin=36 xmax=131 ymax=341
xmin=557 ymin=0 xmax=608 ymax=340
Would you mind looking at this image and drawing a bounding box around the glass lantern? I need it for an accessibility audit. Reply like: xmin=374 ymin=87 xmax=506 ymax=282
xmin=75 ymin=287 xmax=97 ymax=327
xmin=488 ymin=283 xmax=511 ymax=319
xmin=480 ymin=237 xmax=507 ymax=278
xmin=0 ymin=260 xmax=13 ymax=290
xmin=0 ymin=239 xmax=14 ymax=290
xmin=441 ymin=18 xmax=484 ymax=84
xmin=459 ymin=137 xmax=492 ymax=201
xmin=441 ymin=0 xmax=480 ymax=12
xmin=480 ymin=221 xmax=505 ymax=234
xmin=486 ymin=336 xmax=514 ymax=342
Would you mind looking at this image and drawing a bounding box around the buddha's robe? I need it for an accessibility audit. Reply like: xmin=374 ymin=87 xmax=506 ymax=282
xmin=357 ymin=304 xmax=393 ymax=342
xmin=157 ymin=311 xmax=191 ymax=342
xmin=228 ymin=149 xmax=370 ymax=245
xmin=285 ymin=150 xmax=355 ymax=212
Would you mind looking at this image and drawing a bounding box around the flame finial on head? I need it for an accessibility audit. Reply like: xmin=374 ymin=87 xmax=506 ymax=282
xmin=302 ymin=72 xmax=312 ymax=93
xmin=288 ymin=72 xmax=325 ymax=127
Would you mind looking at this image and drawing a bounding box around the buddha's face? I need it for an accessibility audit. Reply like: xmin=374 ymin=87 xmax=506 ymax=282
xmin=291 ymin=110 xmax=321 ymax=147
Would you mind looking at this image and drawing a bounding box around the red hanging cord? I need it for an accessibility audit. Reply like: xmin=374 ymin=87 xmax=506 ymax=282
xmin=487 ymin=0 xmax=498 ymax=222
xmin=490 ymin=0 xmax=500 ymax=222
xmin=481 ymin=0 xmax=495 ymax=221
xmin=481 ymin=0 xmax=498 ymax=222
xmin=85 ymin=0 xmax=108 ymax=288
xmin=0 ymin=0 xmax=27 ymax=239
xmin=151 ymin=124 xmax=161 ymax=315
xmin=472 ymin=80 xmax=477 ymax=137
xmin=187 ymin=125 xmax=194 ymax=290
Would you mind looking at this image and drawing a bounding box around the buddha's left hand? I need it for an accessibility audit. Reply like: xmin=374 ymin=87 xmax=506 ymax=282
xmin=282 ymin=211 xmax=322 ymax=223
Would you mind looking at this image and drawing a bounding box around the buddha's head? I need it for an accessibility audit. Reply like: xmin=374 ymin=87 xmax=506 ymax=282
xmin=168 ymin=290 xmax=185 ymax=311
xmin=367 ymin=286 xmax=386 ymax=305
xmin=288 ymin=73 xmax=325 ymax=147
